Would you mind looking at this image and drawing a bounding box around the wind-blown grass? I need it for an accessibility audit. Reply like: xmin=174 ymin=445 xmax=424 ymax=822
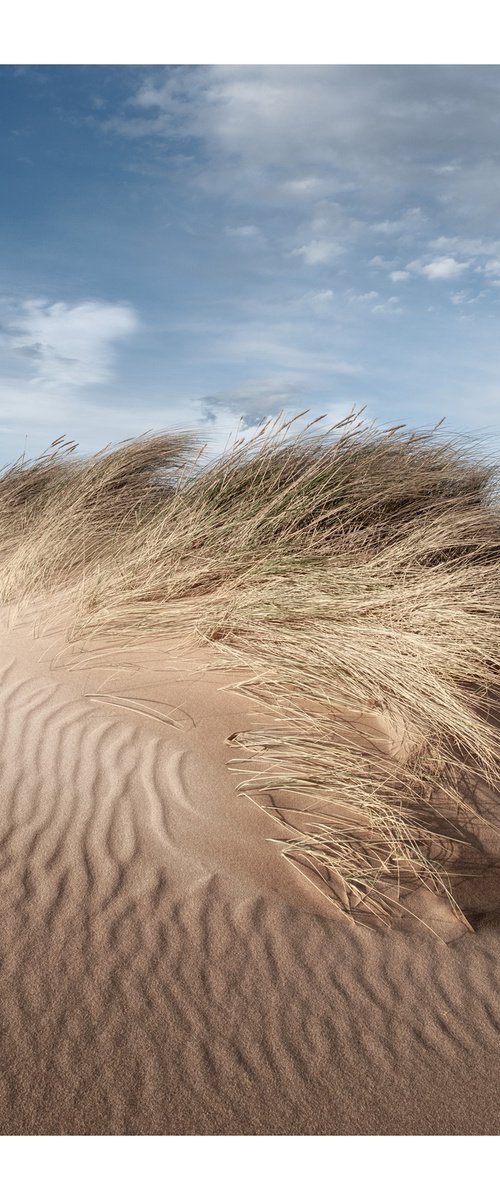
xmin=1 ymin=411 xmax=499 ymax=925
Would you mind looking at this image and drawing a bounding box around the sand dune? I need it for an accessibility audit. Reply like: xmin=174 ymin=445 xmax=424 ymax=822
xmin=0 ymin=603 xmax=499 ymax=1135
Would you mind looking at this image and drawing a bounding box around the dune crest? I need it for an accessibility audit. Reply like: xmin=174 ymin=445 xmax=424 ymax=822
xmin=1 ymin=414 xmax=500 ymax=1132
xmin=1 ymin=412 xmax=500 ymax=925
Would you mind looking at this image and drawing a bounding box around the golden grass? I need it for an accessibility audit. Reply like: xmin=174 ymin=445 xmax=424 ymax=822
xmin=2 ymin=411 xmax=499 ymax=926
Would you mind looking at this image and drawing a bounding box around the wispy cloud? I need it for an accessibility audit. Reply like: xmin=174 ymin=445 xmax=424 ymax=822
xmin=225 ymin=224 xmax=261 ymax=238
xmin=1 ymin=299 xmax=139 ymax=390
xmin=298 ymin=289 xmax=335 ymax=307
xmin=204 ymin=318 xmax=362 ymax=378
xmin=102 ymin=67 xmax=500 ymax=223
xmin=371 ymin=208 xmax=426 ymax=237
xmin=484 ymin=258 xmax=500 ymax=277
xmin=289 ymin=239 xmax=344 ymax=266
xmin=371 ymin=296 xmax=404 ymax=315
xmin=352 ymin=291 xmax=379 ymax=303
xmin=369 ymin=256 xmax=398 ymax=270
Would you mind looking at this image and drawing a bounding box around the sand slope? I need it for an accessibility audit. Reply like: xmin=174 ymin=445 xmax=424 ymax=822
xmin=0 ymin=605 xmax=499 ymax=1135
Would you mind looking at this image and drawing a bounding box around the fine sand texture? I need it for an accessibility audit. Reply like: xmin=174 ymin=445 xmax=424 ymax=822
xmin=1 ymin=602 xmax=499 ymax=1136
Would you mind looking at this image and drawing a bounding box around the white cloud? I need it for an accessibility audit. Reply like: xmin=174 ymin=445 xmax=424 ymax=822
xmin=283 ymin=177 xmax=324 ymax=195
xmin=371 ymin=208 xmax=425 ymax=236
xmin=423 ymin=258 xmax=470 ymax=280
xmin=390 ymin=270 xmax=410 ymax=282
xmin=372 ymin=220 xmax=402 ymax=234
xmin=369 ymin=255 xmax=397 ymax=269
xmin=289 ymin=239 xmax=343 ymax=265
xmin=408 ymin=256 xmax=470 ymax=280
xmin=429 ymin=236 xmax=498 ymax=255
xmin=225 ymin=224 xmax=260 ymax=238
xmin=431 ymin=162 xmax=460 ymax=175
xmin=484 ymin=258 xmax=500 ymax=277
xmin=299 ymin=289 xmax=335 ymax=306
xmin=450 ymin=290 xmax=485 ymax=306
xmin=2 ymin=298 xmax=139 ymax=390
xmin=412 ymin=238 xmax=500 ymax=289
xmin=371 ymin=296 xmax=404 ymax=315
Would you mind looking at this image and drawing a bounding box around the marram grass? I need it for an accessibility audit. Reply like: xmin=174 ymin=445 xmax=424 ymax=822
xmin=1 ymin=411 xmax=499 ymax=927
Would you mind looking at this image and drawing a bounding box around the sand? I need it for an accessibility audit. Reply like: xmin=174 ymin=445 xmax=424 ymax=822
xmin=0 ymin=601 xmax=499 ymax=1135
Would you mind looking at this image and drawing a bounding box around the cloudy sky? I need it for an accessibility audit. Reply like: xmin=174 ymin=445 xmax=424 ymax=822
xmin=1 ymin=64 xmax=500 ymax=464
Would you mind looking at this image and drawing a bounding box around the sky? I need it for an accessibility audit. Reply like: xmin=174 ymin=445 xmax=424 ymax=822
xmin=1 ymin=63 xmax=500 ymax=465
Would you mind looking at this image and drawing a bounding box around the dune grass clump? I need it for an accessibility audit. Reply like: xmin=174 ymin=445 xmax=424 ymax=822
xmin=0 ymin=432 xmax=198 ymax=603
xmin=1 ymin=411 xmax=499 ymax=925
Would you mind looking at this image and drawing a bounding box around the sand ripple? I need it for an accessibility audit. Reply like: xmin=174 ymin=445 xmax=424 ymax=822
xmin=0 ymin=613 xmax=499 ymax=1134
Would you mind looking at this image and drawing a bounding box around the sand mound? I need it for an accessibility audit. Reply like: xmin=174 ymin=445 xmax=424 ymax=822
xmin=1 ymin=415 xmax=500 ymax=1132
xmin=3 ymin=413 xmax=500 ymax=922
xmin=0 ymin=603 xmax=499 ymax=1134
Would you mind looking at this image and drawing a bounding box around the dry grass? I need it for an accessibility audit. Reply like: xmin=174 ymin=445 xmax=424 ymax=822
xmin=1 ymin=411 xmax=500 ymax=925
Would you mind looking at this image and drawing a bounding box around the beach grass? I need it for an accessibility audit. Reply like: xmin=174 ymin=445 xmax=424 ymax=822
xmin=2 ymin=410 xmax=499 ymax=925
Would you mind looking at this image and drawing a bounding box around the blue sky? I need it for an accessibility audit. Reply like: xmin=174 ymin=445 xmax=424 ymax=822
xmin=1 ymin=64 xmax=500 ymax=464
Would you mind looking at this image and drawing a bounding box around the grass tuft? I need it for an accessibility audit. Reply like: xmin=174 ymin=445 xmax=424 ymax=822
xmin=1 ymin=411 xmax=499 ymax=924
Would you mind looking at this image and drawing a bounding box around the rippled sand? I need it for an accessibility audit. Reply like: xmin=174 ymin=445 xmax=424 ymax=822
xmin=0 ymin=603 xmax=499 ymax=1135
